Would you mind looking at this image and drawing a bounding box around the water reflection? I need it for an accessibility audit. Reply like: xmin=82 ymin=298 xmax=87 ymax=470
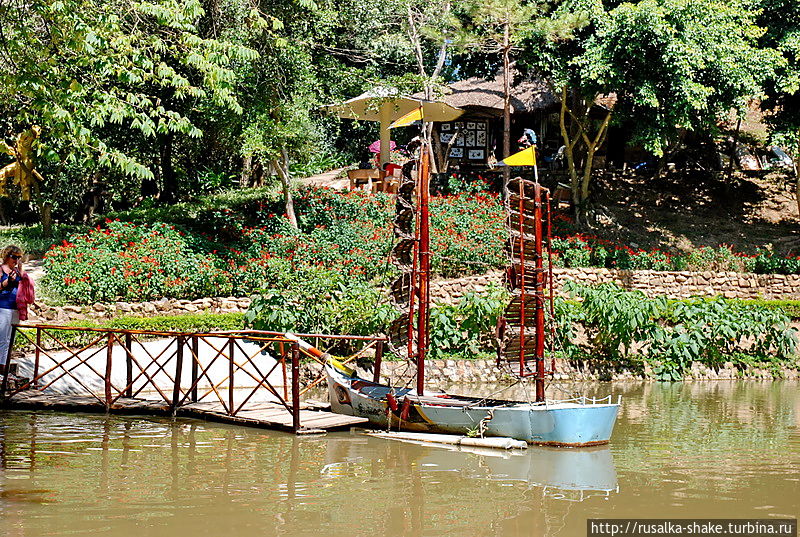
xmin=0 ymin=381 xmax=798 ymax=537
xmin=322 ymin=437 xmax=618 ymax=501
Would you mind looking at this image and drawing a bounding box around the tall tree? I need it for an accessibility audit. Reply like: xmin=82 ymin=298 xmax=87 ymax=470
xmin=523 ymin=0 xmax=779 ymax=224
xmin=454 ymin=0 xmax=542 ymax=180
xmin=757 ymin=0 xmax=800 ymax=214
xmin=0 ymin=0 xmax=258 ymax=218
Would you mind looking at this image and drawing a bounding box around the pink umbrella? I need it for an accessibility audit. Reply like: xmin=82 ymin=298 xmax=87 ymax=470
xmin=369 ymin=140 xmax=396 ymax=153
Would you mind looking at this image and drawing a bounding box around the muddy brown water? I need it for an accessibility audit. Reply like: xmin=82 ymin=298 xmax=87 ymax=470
xmin=0 ymin=381 xmax=797 ymax=536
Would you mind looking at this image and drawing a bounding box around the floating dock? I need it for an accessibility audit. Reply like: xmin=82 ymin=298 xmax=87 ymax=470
xmin=2 ymin=325 xmax=380 ymax=435
xmin=5 ymin=391 xmax=366 ymax=433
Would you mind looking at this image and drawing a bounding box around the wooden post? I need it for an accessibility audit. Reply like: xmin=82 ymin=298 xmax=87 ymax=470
xmin=291 ymin=342 xmax=300 ymax=432
xmin=416 ymin=149 xmax=431 ymax=396
xmin=124 ymin=332 xmax=132 ymax=398
xmin=33 ymin=327 xmax=41 ymax=388
xmin=228 ymin=338 xmax=234 ymax=414
xmin=373 ymin=340 xmax=384 ymax=384
xmin=0 ymin=325 xmax=15 ymax=400
xmin=105 ymin=333 xmax=114 ymax=410
xmin=172 ymin=336 xmax=184 ymax=411
xmin=280 ymin=342 xmax=288 ymax=401
xmin=191 ymin=336 xmax=198 ymax=402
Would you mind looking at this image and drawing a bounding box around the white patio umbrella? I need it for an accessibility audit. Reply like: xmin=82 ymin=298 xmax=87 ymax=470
xmin=322 ymin=87 xmax=463 ymax=166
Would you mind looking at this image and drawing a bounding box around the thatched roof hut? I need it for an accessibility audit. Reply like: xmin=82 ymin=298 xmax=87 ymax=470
xmin=417 ymin=75 xmax=616 ymax=117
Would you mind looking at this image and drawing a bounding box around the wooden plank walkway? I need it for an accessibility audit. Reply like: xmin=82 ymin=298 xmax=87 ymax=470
xmin=4 ymin=391 xmax=368 ymax=434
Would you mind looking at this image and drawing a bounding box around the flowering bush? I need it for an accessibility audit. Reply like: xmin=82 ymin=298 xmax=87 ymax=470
xmin=44 ymin=221 xmax=225 ymax=303
xmin=430 ymin=192 xmax=506 ymax=277
xmin=43 ymin=187 xmax=800 ymax=306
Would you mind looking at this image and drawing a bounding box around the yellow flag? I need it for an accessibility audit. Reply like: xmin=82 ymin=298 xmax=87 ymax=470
xmin=502 ymin=146 xmax=537 ymax=166
xmin=389 ymin=107 xmax=424 ymax=129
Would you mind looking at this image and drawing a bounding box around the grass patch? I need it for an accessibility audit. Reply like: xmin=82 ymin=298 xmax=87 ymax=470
xmin=101 ymin=186 xmax=279 ymax=227
xmin=66 ymin=312 xmax=246 ymax=333
xmin=0 ymin=224 xmax=84 ymax=258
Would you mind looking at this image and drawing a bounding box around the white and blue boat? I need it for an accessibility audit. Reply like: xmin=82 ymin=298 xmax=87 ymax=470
xmin=325 ymin=359 xmax=620 ymax=446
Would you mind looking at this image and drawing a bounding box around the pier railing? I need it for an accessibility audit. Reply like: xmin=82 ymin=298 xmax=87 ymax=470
xmin=1 ymin=324 xmax=386 ymax=432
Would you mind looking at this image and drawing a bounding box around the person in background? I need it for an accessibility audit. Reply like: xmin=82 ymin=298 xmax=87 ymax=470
xmin=518 ymin=128 xmax=537 ymax=148
xmin=0 ymin=245 xmax=24 ymax=371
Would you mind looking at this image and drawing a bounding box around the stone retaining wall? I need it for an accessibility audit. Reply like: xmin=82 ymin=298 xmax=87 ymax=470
xmin=371 ymin=358 xmax=799 ymax=383
xmin=27 ymin=267 xmax=800 ymax=324
xmin=29 ymin=297 xmax=252 ymax=323
xmin=429 ymin=268 xmax=800 ymax=304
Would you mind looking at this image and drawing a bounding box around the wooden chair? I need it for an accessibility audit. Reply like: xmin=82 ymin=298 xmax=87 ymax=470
xmin=347 ymin=169 xmax=381 ymax=191
xmin=383 ymin=167 xmax=401 ymax=194
xmin=553 ymin=182 xmax=572 ymax=209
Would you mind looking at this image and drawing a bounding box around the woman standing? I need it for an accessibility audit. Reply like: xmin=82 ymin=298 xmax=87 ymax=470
xmin=0 ymin=245 xmax=24 ymax=370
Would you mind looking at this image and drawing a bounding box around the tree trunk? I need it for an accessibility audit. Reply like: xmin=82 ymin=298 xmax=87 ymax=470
xmin=795 ymin=128 xmax=800 ymax=219
xmin=579 ymin=109 xmax=613 ymax=205
xmin=272 ymin=147 xmax=298 ymax=230
xmin=159 ymin=133 xmax=176 ymax=203
xmin=558 ymin=87 xmax=580 ymax=209
xmin=241 ymin=155 xmax=253 ymax=188
xmin=40 ymin=202 xmax=52 ymax=238
xmin=502 ymin=23 xmax=511 ymax=185
xmin=726 ymin=118 xmax=742 ymax=183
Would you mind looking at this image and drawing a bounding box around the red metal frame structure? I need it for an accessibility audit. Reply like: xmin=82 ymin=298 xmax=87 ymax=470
xmin=414 ymin=149 xmax=432 ymax=396
xmin=1 ymin=324 xmax=385 ymax=432
xmin=497 ymin=176 xmax=555 ymax=402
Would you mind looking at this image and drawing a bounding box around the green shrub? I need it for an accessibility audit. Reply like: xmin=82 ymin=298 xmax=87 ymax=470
xmin=15 ymin=313 xmax=246 ymax=350
xmin=244 ymin=267 xmax=397 ymax=353
xmin=0 ymin=223 xmax=83 ymax=257
xmin=43 ymin=220 xmax=226 ymax=303
xmin=565 ymin=281 xmax=667 ymax=359
xmin=428 ymin=284 xmax=508 ymax=359
xmin=565 ymin=282 xmax=798 ymax=380
xmin=650 ymin=298 xmax=796 ymax=380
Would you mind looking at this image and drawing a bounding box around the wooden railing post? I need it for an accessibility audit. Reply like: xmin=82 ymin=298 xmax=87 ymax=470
xmin=280 ymin=342 xmax=288 ymax=401
xmin=0 ymin=325 xmax=15 ymax=400
xmin=172 ymin=336 xmax=184 ymax=412
xmin=373 ymin=339 xmax=384 ymax=384
xmin=292 ymin=341 xmax=300 ymax=432
xmin=33 ymin=327 xmax=41 ymax=388
xmin=105 ymin=333 xmax=114 ymax=410
xmin=228 ymin=338 xmax=235 ymax=415
xmin=191 ymin=336 xmax=198 ymax=403
xmin=124 ymin=333 xmax=132 ymax=398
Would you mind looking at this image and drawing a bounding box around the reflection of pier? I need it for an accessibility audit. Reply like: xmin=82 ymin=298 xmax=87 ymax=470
xmin=1 ymin=324 xmax=376 ymax=433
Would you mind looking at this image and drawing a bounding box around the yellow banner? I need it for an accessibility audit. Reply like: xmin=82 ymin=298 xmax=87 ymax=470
xmin=389 ymin=107 xmax=424 ymax=129
xmin=502 ymin=146 xmax=537 ymax=166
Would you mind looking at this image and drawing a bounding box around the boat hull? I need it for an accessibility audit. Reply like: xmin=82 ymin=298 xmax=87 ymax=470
xmin=325 ymin=364 xmax=619 ymax=447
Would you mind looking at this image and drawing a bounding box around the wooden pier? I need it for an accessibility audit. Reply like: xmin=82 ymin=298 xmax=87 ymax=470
xmin=1 ymin=325 xmax=379 ymax=434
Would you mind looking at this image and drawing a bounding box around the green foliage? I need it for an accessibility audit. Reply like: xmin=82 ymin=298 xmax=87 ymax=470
xmin=78 ymin=312 xmax=245 ymax=333
xmin=244 ymin=267 xmax=396 ymax=340
xmin=565 ymin=282 xmax=798 ymax=380
xmin=430 ymin=192 xmax=506 ymax=277
xmin=0 ymin=0 xmax=258 ymax=186
xmin=651 ymin=298 xmax=797 ymax=380
xmin=15 ymin=312 xmax=246 ymax=350
xmin=428 ymin=285 xmax=509 ymax=359
xmin=566 ymin=281 xmax=667 ymax=359
xmin=0 ymin=224 xmax=83 ymax=257
xmin=737 ymin=299 xmax=800 ymax=321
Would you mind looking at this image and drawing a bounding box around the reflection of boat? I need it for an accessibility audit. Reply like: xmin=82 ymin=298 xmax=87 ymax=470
xmin=321 ymin=434 xmax=618 ymax=501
